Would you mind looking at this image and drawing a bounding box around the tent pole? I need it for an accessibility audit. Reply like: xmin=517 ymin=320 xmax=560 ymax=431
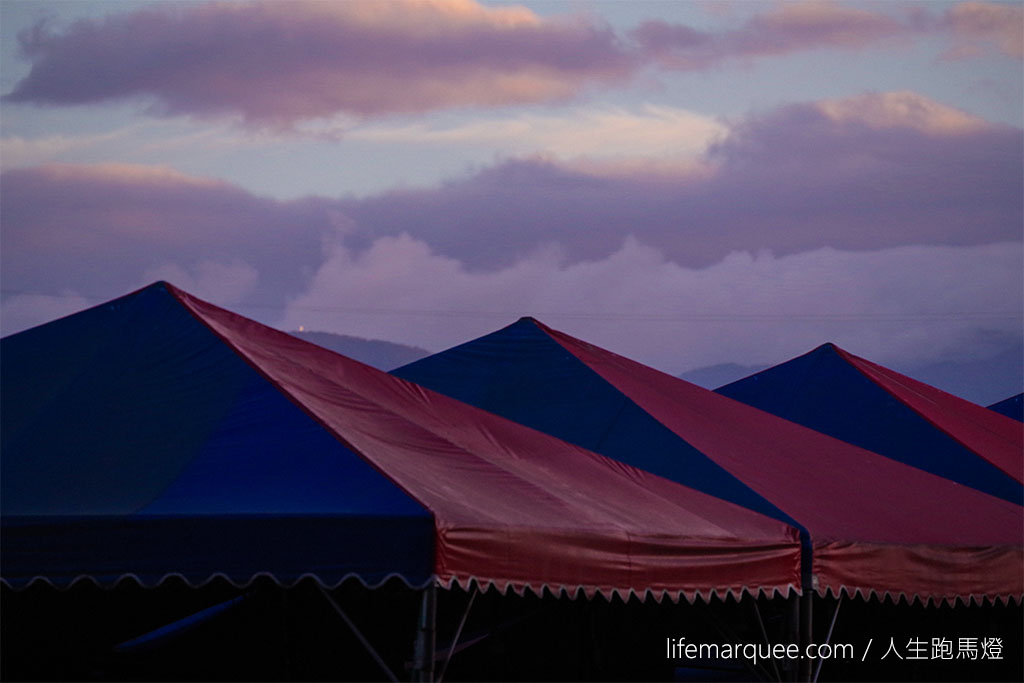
xmin=794 ymin=529 xmax=814 ymax=683
xmin=798 ymin=591 xmax=813 ymax=682
xmin=436 ymin=587 xmax=477 ymax=683
xmin=812 ymin=594 xmax=843 ymax=683
xmin=785 ymin=593 xmax=800 ymax=682
xmin=412 ymin=583 xmax=437 ymax=682
xmin=699 ymin=602 xmax=774 ymax=682
xmin=318 ymin=584 xmax=400 ymax=683
xmin=113 ymin=594 xmax=248 ymax=653
xmin=751 ymin=597 xmax=782 ymax=682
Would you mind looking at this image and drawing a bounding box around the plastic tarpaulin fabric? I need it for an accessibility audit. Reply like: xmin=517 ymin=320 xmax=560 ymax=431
xmin=716 ymin=344 xmax=1024 ymax=499
xmin=393 ymin=319 xmax=1023 ymax=605
xmin=2 ymin=283 xmax=433 ymax=588
xmin=988 ymin=393 xmax=1023 ymax=423
xmin=1 ymin=283 xmax=801 ymax=601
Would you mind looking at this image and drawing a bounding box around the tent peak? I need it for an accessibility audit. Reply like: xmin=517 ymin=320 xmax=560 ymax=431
xmin=812 ymin=341 xmax=844 ymax=354
xmin=509 ymin=316 xmax=553 ymax=333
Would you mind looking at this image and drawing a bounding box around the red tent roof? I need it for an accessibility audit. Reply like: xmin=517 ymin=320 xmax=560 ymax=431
xmin=395 ymin=318 xmax=1023 ymax=605
xmin=4 ymin=282 xmax=802 ymax=602
xmin=544 ymin=323 xmax=1023 ymax=604
xmin=835 ymin=346 xmax=1023 ymax=484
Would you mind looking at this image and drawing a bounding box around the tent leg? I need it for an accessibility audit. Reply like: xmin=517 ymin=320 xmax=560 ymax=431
xmin=812 ymin=595 xmax=842 ymax=683
xmin=751 ymin=597 xmax=782 ymax=682
xmin=437 ymin=587 xmax=477 ymax=683
xmin=282 ymin=589 xmax=291 ymax=681
xmin=412 ymin=583 xmax=437 ymax=682
xmin=699 ymin=602 xmax=774 ymax=682
xmin=784 ymin=593 xmax=802 ymax=682
xmin=798 ymin=591 xmax=813 ymax=683
xmin=318 ymin=584 xmax=400 ymax=683
xmin=113 ymin=594 xmax=248 ymax=653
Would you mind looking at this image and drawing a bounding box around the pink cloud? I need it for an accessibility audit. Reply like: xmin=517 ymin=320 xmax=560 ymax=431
xmin=3 ymin=93 xmax=1019 ymax=315
xmin=632 ymin=1 xmax=1023 ymax=70
xmin=943 ymin=1 xmax=1024 ymax=59
xmin=633 ymin=1 xmax=905 ymax=68
xmin=6 ymin=1 xmax=1015 ymax=126
xmin=815 ymin=91 xmax=991 ymax=134
xmin=339 ymin=92 xmax=1022 ymax=268
xmin=4 ymin=0 xmax=633 ymax=126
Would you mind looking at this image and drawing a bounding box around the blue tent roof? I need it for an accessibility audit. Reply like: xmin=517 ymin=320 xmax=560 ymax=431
xmin=392 ymin=319 xmax=1023 ymax=604
xmin=393 ymin=317 xmax=795 ymax=527
xmin=3 ymin=284 xmax=807 ymax=601
xmin=715 ymin=344 xmax=1022 ymax=505
xmin=1 ymin=283 xmax=433 ymax=587
xmin=989 ymin=393 xmax=1023 ymax=422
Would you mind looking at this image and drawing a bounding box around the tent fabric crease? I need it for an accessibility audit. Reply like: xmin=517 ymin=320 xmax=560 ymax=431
xmin=1 ymin=282 xmax=802 ymax=603
xmin=394 ymin=317 xmax=1024 ymax=606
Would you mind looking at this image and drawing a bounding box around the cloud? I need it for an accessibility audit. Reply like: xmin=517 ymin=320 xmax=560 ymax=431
xmin=633 ymin=1 xmax=1024 ymax=70
xmin=142 ymin=259 xmax=259 ymax=306
xmin=3 ymin=0 xmax=633 ymax=126
xmin=814 ymin=90 xmax=990 ymax=134
xmin=0 ymin=163 xmax=330 ymax=309
xmin=338 ymin=92 xmax=1022 ymax=268
xmin=3 ymin=92 xmax=1019 ymax=318
xmin=0 ymin=289 xmax=92 ymax=337
xmin=632 ymin=1 xmax=906 ymax=69
xmin=281 ymin=233 xmax=1023 ymax=374
xmin=942 ymin=1 xmax=1024 ymax=59
xmin=0 ymin=129 xmax=133 ymax=169
xmin=5 ymin=1 xmax=1016 ymax=127
xmin=347 ymin=104 xmax=728 ymax=161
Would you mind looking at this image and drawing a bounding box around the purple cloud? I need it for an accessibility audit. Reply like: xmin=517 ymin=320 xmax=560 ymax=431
xmin=942 ymin=1 xmax=1024 ymax=59
xmin=0 ymin=164 xmax=332 ymax=308
xmin=634 ymin=1 xmax=905 ymax=69
xmin=278 ymin=235 xmax=1021 ymax=379
xmin=338 ymin=92 xmax=1022 ymax=268
xmin=3 ymin=93 xmax=1019 ymax=314
xmin=4 ymin=0 xmax=634 ymax=126
xmin=632 ymin=1 xmax=1024 ymax=70
xmin=3 ymin=92 xmax=1020 ymax=375
xmin=5 ymin=1 xmax=1015 ymax=125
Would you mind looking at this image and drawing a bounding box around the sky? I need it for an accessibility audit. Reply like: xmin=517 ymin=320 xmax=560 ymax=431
xmin=1 ymin=0 xmax=1022 ymax=394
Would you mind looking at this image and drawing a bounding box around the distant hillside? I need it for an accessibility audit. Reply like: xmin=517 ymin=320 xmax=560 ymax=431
xmin=288 ymin=330 xmax=430 ymax=371
xmin=895 ymin=343 xmax=1023 ymax=407
xmin=678 ymin=363 xmax=766 ymax=389
xmin=679 ymin=343 xmax=1023 ymax=406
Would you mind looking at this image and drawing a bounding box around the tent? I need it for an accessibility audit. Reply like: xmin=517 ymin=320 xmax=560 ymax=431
xmin=2 ymin=282 xmax=802 ymax=603
xmin=393 ymin=318 xmax=1023 ymax=606
xmin=989 ymin=393 xmax=1024 ymax=422
xmin=715 ymin=343 xmax=1023 ymax=502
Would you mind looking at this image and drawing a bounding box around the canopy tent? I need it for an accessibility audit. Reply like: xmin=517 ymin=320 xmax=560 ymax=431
xmin=1 ymin=282 xmax=802 ymax=603
xmin=715 ymin=343 xmax=1023 ymax=501
xmin=989 ymin=393 xmax=1023 ymax=422
xmin=393 ymin=318 xmax=1023 ymax=605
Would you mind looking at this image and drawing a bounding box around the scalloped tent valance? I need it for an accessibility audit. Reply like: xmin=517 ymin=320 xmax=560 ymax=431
xmin=1 ymin=282 xmax=801 ymax=602
xmin=392 ymin=318 xmax=1023 ymax=606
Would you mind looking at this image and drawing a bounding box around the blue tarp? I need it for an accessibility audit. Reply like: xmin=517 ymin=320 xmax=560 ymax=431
xmin=392 ymin=318 xmax=1024 ymax=604
xmin=1 ymin=283 xmax=433 ymax=588
xmin=715 ymin=344 xmax=1022 ymax=505
xmin=3 ymin=284 xmax=808 ymax=601
xmin=989 ymin=393 xmax=1023 ymax=422
xmin=393 ymin=317 xmax=796 ymax=527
